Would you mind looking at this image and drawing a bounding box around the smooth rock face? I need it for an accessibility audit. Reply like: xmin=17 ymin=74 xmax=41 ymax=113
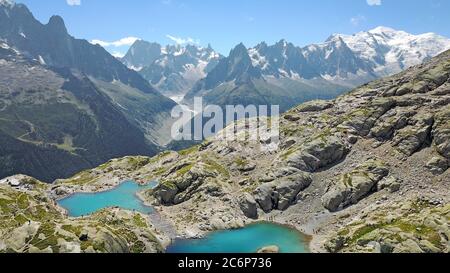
xmin=158 ymin=184 xmax=178 ymax=205
xmin=254 ymin=183 xmax=276 ymax=213
xmin=254 ymin=173 xmax=312 ymax=212
xmin=392 ymin=114 xmax=434 ymax=156
xmin=287 ymin=136 xmax=348 ymax=172
xmin=322 ymin=159 xmax=390 ymax=212
xmin=239 ymin=193 xmax=258 ymax=219
xmin=432 ymin=108 xmax=450 ymax=160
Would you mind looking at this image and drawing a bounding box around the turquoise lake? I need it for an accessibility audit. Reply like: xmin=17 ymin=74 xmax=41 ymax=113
xmin=57 ymin=181 xmax=157 ymax=217
xmin=166 ymin=222 xmax=310 ymax=253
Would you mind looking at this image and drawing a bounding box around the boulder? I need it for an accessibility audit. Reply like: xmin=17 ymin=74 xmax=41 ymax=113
xmin=254 ymin=184 xmax=275 ymax=213
xmin=426 ymin=155 xmax=448 ymax=174
xmin=347 ymin=135 xmax=358 ymax=144
xmin=239 ymin=193 xmax=258 ymax=219
xmin=418 ymin=240 xmax=441 ymax=253
xmin=274 ymin=167 xmax=301 ymax=178
xmin=322 ymin=189 xmax=348 ymax=212
xmin=275 ymin=173 xmax=312 ymax=210
xmin=392 ymin=239 xmax=424 ymax=253
xmin=54 ymin=187 xmax=69 ymax=196
xmin=254 ymin=173 xmax=312 ymax=212
xmin=157 ymin=181 xmax=179 ymax=205
xmin=295 ymin=100 xmax=334 ymax=113
xmin=325 ymin=236 xmax=346 ymax=253
xmin=238 ymin=163 xmax=257 ymax=172
xmin=284 ymin=114 xmax=301 ymax=122
xmin=79 ymin=232 xmax=89 ymax=242
xmin=257 ymin=245 xmax=280 ymax=253
xmin=378 ymin=176 xmax=401 ymax=193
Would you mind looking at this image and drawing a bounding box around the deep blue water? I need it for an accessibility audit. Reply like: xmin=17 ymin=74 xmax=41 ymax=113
xmin=57 ymin=181 xmax=157 ymax=217
xmin=166 ymin=222 xmax=310 ymax=253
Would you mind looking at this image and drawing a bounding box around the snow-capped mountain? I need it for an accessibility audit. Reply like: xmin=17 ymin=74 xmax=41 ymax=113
xmin=329 ymin=26 xmax=450 ymax=77
xmin=121 ymin=40 xmax=222 ymax=96
xmin=248 ymin=26 xmax=450 ymax=86
xmin=185 ymin=27 xmax=450 ymax=111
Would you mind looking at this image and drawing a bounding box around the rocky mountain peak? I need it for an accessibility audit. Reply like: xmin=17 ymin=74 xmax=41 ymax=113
xmin=230 ymin=42 xmax=249 ymax=57
xmin=275 ymin=39 xmax=288 ymax=47
xmin=47 ymin=15 xmax=67 ymax=35
xmin=254 ymin=41 xmax=268 ymax=51
xmin=121 ymin=39 xmax=222 ymax=95
xmin=369 ymin=26 xmax=398 ymax=35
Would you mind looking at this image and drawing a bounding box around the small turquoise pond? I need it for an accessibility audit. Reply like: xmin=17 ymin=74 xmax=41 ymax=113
xmin=58 ymin=181 xmax=157 ymax=217
xmin=166 ymin=223 xmax=310 ymax=253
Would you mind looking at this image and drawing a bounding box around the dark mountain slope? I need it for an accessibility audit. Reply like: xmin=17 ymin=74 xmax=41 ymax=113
xmin=0 ymin=40 xmax=158 ymax=182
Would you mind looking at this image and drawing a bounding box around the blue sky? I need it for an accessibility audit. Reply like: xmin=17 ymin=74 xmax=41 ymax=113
xmin=17 ymin=0 xmax=450 ymax=56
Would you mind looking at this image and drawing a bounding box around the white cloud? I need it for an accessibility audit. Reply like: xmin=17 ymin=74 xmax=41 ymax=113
xmin=367 ymin=0 xmax=382 ymax=6
xmin=66 ymin=0 xmax=81 ymax=6
xmin=90 ymin=37 xmax=141 ymax=47
xmin=111 ymin=51 xmax=125 ymax=58
xmin=166 ymin=35 xmax=200 ymax=45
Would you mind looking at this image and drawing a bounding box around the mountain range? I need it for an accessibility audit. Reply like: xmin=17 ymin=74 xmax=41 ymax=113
xmin=1 ymin=0 xmax=450 ymax=182
xmin=0 ymin=1 xmax=176 ymax=182
xmin=121 ymin=41 xmax=222 ymax=97
xmin=120 ymin=24 xmax=450 ymax=113
xmin=184 ymin=27 xmax=450 ymax=111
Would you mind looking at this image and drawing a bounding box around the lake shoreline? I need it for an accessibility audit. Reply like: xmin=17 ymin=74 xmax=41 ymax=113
xmin=53 ymin=179 xmax=320 ymax=253
xmin=165 ymin=221 xmax=311 ymax=253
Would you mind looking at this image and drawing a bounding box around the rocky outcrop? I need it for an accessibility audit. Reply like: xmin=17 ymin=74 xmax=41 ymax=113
xmin=326 ymin=199 xmax=449 ymax=253
xmin=254 ymin=172 xmax=312 ymax=213
xmin=150 ymin=163 xmax=215 ymax=205
xmin=426 ymin=155 xmax=449 ymax=174
xmin=239 ymin=193 xmax=258 ymax=219
xmin=339 ymin=98 xmax=396 ymax=137
xmin=377 ymin=176 xmax=401 ymax=193
xmin=322 ymin=159 xmax=390 ymax=212
xmin=287 ymin=135 xmax=348 ymax=172
xmin=432 ymin=107 xmax=450 ymax=160
xmin=257 ymin=245 xmax=280 ymax=253
xmin=295 ymin=100 xmax=334 ymax=113
xmin=392 ymin=113 xmax=434 ymax=156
